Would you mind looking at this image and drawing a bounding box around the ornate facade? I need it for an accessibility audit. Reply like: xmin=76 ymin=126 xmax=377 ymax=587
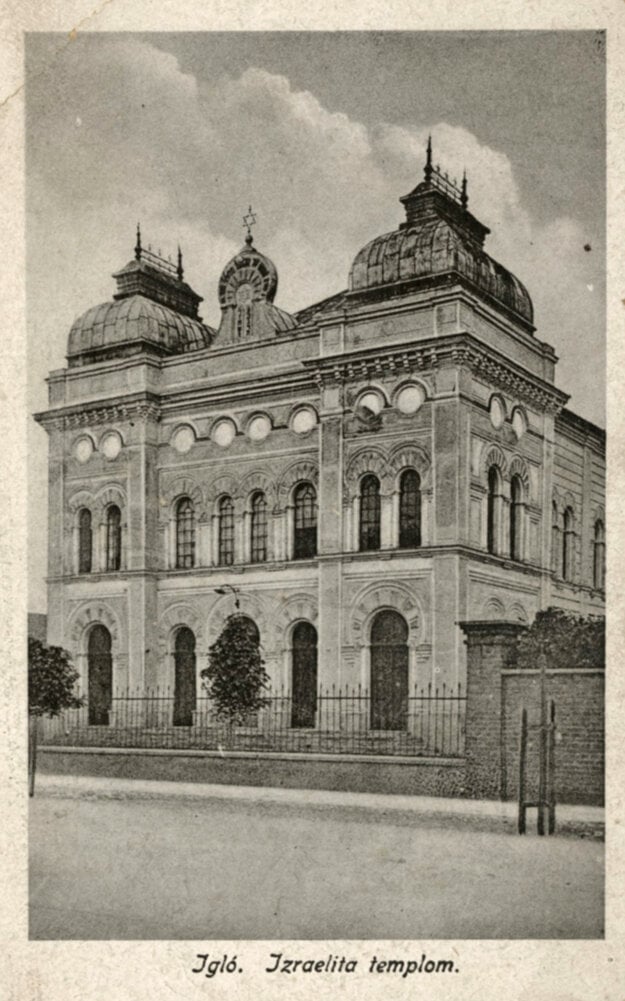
xmin=36 ymin=144 xmax=605 ymax=730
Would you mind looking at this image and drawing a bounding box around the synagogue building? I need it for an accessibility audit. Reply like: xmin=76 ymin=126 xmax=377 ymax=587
xmin=36 ymin=143 xmax=605 ymax=732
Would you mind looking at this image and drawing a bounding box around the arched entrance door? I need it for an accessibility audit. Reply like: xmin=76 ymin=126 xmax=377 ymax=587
xmin=291 ymin=622 xmax=317 ymax=728
xmin=370 ymin=610 xmax=409 ymax=731
xmin=173 ymin=627 xmax=197 ymax=726
xmin=88 ymin=625 xmax=112 ymax=725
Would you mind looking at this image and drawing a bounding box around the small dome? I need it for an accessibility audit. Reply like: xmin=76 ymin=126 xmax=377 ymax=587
xmin=218 ymin=240 xmax=278 ymax=308
xmin=349 ymin=219 xmax=533 ymax=325
xmin=67 ymin=295 xmax=214 ymax=366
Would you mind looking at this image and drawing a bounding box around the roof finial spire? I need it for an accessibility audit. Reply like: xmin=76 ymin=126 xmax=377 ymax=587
xmin=424 ymin=134 xmax=433 ymax=183
xmin=461 ymin=169 xmax=468 ymax=210
xmin=177 ymin=244 xmax=184 ymax=281
xmin=135 ymin=222 xmax=142 ymax=261
xmin=243 ymin=204 xmax=257 ymax=246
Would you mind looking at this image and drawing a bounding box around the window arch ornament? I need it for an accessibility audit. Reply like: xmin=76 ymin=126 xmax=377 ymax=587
xmin=349 ymin=581 xmax=424 ymax=651
xmin=277 ymin=459 xmax=319 ymax=508
xmin=68 ymin=600 xmax=125 ymax=654
xmin=157 ymin=601 xmax=204 ymax=664
xmin=159 ymin=476 xmax=204 ymax=524
xmin=207 ymin=591 xmax=272 ymax=653
xmin=206 ymin=474 xmax=240 ymax=508
xmin=344 ymin=446 xmax=388 ymax=496
xmin=481 ymin=443 xmax=508 ymax=481
xmin=387 ymin=442 xmax=432 ymax=489
xmin=507 ymin=455 xmax=530 ymax=494
xmin=482 ymin=596 xmax=507 ymax=620
xmin=94 ymin=483 xmax=127 ymax=518
xmin=239 ymin=469 xmax=278 ymax=509
xmin=274 ymin=592 xmax=319 ymax=646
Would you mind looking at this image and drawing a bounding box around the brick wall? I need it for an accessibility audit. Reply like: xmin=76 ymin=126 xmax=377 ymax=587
xmin=502 ymin=669 xmax=604 ymax=806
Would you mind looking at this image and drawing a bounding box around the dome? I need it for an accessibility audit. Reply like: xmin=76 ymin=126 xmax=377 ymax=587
xmin=67 ymin=294 xmax=213 ymax=366
xmin=218 ymin=240 xmax=279 ymax=308
xmin=349 ymin=218 xmax=533 ymax=325
xmin=348 ymin=141 xmax=534 ymax=328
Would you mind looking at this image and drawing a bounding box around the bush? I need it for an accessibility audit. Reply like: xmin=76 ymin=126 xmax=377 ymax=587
xmin=516 ymin=607 xmax=605 ymax=671
xmin=200 ymin=616 xmax=270 ymax=725
xmin=28 ymin=637 xmax=83 ymax=717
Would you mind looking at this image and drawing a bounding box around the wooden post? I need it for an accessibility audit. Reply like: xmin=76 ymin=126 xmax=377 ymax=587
xmin=548 ymin=699 xmax=557 ymax=835
xmin=537 ymin=646 xmax=548 ymax=835
xmin=518 ymin=707 xmax=527 ymax=834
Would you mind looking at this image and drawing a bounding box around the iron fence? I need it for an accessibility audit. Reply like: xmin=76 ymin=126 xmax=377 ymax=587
xmin=40 ymin=683 xmax=466 ymax=758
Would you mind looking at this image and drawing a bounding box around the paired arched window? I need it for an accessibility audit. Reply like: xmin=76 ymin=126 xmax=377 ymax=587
xmin=551 ymin=501 xmax=560 ymax=575
xmin=399 ymin=469 xmax=421 ymax=548
xmin=78 ymin=508 xmax=92 ymax=574
xmin=105 ymin=505 xmax=122 ymax=571
xmin=250 ymin=491 xmax=268 ymax=563
xmin=359 ymin=474 xmax=381 ymax=551
xmin=486 ymin=465 xmax=502 ymax=555
xmin=562 ymin=507 xmax=575 ymax=582
xmin=593 ymin=519 xmax=605 ymax=590
xmin=175 ymin=497 xmax=195 ymax=569
xmin=293 ymin=482 xmax=317 ymax=558
xmin=509 ymin=476 xmax=523 ymax=562
xmin=218 ymin=496 xmax=235 ymax=566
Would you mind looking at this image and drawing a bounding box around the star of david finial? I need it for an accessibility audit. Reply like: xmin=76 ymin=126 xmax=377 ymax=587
xmin=243 ymin=205 xmax=257 ymax=245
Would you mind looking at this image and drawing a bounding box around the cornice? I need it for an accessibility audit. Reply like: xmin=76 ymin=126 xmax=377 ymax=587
xmin=304 ymin=333 xmax=569 ymax=415
xmin=34 ymin=393 xmax=161 ymax=431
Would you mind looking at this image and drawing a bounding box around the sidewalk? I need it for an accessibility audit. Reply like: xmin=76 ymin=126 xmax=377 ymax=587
xmin=33 ymin=772 xmax=604 ymax=837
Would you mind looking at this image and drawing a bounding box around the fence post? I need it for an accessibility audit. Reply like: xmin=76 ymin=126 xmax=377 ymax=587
xmin=518 ymin=707 xmax=527 ymax=834
xmin=458 ymin=620 xmax=528 ymax=800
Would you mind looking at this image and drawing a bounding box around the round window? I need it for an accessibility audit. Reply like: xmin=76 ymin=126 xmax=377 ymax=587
xmin=248 ymin=415 xmax=271 ymax=442
xmin=212 ymin=418 xmax=236 ymax=448
xmin=100 ymin=431 xmax=122 ymax=460
xmin=357 ymin=391 xmax=384 ymax=416
xmin=172 ymin=426 xmax=195 ymax=454
xmin=396 ymin=384 xmax=425 ymax=415
xmin=512 ymin=408 xmax=527 ymax=440
xmin=291 ymin=407 xmax=317 ymax=435
xmin=489 ymin=396 xmax=505 ymax=430
xmin=74 ymin=437 xmax=93 ymax=463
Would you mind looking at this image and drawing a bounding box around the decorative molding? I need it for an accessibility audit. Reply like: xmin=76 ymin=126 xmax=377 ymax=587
xmin=35 ymin=395 xmax=161 ymax=431
xmin=349 ymin=580 xmax=424 ymax=648
xmin=277 ymin=459 xmax=319 ymax=505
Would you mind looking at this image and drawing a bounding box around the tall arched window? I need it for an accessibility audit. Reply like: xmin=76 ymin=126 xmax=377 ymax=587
xmin=593 ymin=519 xmax=605 ymax=590
xmin=105 ymin=505 xmax=122 ymax=571
xmin=250 ymin=491 xmax=268 ymax=563
xmin=175 ymin=497 xmax=195 ymax=569
xmin=509 ymin=476 xmax=523 ymax=562
xmin=359 ymin=474 xmax=381 ymax=551
xmin=487 ymin=466 xmax=502 ymax=555
xmin=370 ymin=609 xmax=409 ymax=731
xmin=551 ymin=501 xmax=560 ymax=575
xmin=562 ymin=507 xmax=575 ymax=582
xmin=293 ymin=482 xmax=317 ymax=559
xmin=399 ymin=469 xmax=421 ymax=548
xmin=78 ymin=508 xmax=92 ymax=574
xmin=218 ymin=496 xmax=234 ymax=566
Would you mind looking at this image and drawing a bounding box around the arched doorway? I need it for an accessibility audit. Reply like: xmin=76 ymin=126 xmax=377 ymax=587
xmin=88 ymin=624 xmax=112 ymax=725
xmin=370 ymin=610 xmax=409 ymax=731
xmin=291 ymin=622 xmax=317 ymax=728
xmin=173 ymin=626 xmax=196 ymax=726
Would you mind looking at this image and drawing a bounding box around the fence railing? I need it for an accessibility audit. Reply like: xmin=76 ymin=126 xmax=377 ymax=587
xmin=40 ymin=683 xmax=466 ymax=758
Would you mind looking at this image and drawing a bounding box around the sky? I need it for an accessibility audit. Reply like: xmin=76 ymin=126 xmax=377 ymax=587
xmin=26 ymin=31 xmax=606 ymax=611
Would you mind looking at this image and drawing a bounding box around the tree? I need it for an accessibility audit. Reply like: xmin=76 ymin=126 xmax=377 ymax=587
xmin=516 ymin=606 xmax=605 ymax=671
xmin=28 ymin=637 xmax=83 ymax=796
xmin=200 ymin=616 xmax=270 ymax=728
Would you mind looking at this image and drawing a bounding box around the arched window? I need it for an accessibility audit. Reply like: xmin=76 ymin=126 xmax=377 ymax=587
xmin=250 ymin=491 xmax=268 ymax=563
xmin=175 ymin=497 xmax=195 ymax=569
xmin=173 ymin=626 xmax=196 ymax=726
xmin=509 ymin=475 xmax=523 ymax=562
xmin=218 ymin=496 xmax=234 ymax=566
xmin=293 ymin=482 xmax=317 ymax=559
xmin=291 ymin=622 xmax=318 ymax=728
xmin=105 ymin=505 xmax=122 ymax=571
xmin=593 ymin=519 xmax=605 ymax=590
xmin=551 ymin=501 xmax=560 ymax=575
xmin=487 ymin=466 xmax=502 ymax=555
xmin=88 ymin=624 xmax=112 ymax=725
xmin=78 ymin=508 xmax=92 ymax=574
xmin=562 ymin=507 xmax=575 ymax=582
xmin=399 ymin=469 xmax=421 ymax=548
xmin=359 ymin=474 xmax=381 ymax=551
xmin=370 ymin=609 xmax=409 ymax=731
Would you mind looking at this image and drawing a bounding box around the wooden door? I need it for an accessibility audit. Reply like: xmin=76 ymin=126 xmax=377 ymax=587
xmin=88 ymin=625 xmax=112 ymax=725
xmin=370 ymin=610 xmax=409 ymax=730
xmin=173 ymin=627 xmax=196 ymax=726
xmin=291 ymin=622 xmax=318 ymax=728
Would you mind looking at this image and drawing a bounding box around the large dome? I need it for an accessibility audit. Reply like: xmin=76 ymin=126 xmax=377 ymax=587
xmin=67 ymin=295 xmax=213 ymax=367
xmin=348 ymin=143 xmax=534 ymax=328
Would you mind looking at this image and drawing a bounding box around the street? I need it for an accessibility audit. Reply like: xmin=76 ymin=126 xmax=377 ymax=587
xmin=29 ymin=786 xmax=603 ymax=940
